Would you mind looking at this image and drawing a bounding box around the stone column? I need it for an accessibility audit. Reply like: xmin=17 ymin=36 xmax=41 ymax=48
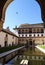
xmin=0 ymin=19 xmax=4 ymax=31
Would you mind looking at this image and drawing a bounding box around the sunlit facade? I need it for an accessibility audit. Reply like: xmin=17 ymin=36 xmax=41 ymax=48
xmin=0 ymin=27 xmax=18 ymax=47
xmin=14 ymin=23 xmax=45 ymax=45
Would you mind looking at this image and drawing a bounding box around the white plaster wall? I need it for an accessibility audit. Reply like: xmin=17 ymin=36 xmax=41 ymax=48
xmin=43 ymin=28 xmax=45 ymax=36
xmin=26 ymin=34 xmax=29 ymax=37
xmin=23 ymin=34 xmax=25 ymax=37
xmin=8 ymin=35 xmax=13 ymax=46
xmin=0 ymin=31 xmax=6 ymax=47
xmin=35 ymin=34 xmax=37 ymax=37
xmin=0 ymin=31 xmax=18 ymax=47
xmin=44 ymin=29 xmax=45 ymax=33
xmin=31 ymin=34 xmax=34 ymax=37
xmin=43 ymin=33 xmax=45 ymax=36
xmin=35 ymin=40 xmax=43 ymax=45
xmin=7 ymin=35 xmax=18 ymax=46
xmin=18 ymin=33 xmax=44 ymax=37
xmin=39 ymin=34 xmax=41 ymax=37
xmin=18 ymin=34 xmax=22 ymax=37
xmin=33 ymin=33 xmax=43 ymax=37
xmin=14 ymin=37 xmax=18 ymax=45
xmin=13 ymin=30 xmax=18 ymax=36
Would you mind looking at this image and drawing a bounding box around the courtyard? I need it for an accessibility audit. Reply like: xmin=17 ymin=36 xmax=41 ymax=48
xmin=0 ymin=0 xmax=45 ymax=65
xmin=7 ymin=46 xmax=45 ymax=65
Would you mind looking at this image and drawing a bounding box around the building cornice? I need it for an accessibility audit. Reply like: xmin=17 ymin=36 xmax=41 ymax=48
xmin=13 ymin=23 xmax=44 ymax=30
xmin=2 ymin=28 xmax=18 ymax=38
xmin=18 ymin=36 xmax=45 ymax=38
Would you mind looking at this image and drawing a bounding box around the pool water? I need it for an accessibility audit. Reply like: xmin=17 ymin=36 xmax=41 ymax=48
xmin=7 ymin=47 xmax=45 ymax=65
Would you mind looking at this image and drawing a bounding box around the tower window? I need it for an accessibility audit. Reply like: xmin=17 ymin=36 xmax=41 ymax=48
xmin=41 ymin=29 xmax=44 ymax=33
xmin=6 ymin=34 xmax=8 ymax=37
xmin=18 ymin=30 xmax=21 ymax=34
xmin=41 ymin=34 xmax=43 ymax=36
xmin=22 ymin=34 xmax=24 ymax=37
xmin=19 ymin=34 xmax=20 ymax=37
xmin=19 ymin=39 xmax=21 ymax=41
xmin=25 ymin=34 xmax=27 ymax=37
xmin=34 ymin=34 xmax=35 ymax=37
xmin=37 ymin=29 xmax=39 ymax=33
xmin=12 ymin=36 xmax=14 ymax=39
xmin=29 ymin=34 xmax=31 ymax=37
xmin=38 ymin=34 xmax=39 ymax=36
xmin=12 ymin=42 xmax=14 ymax=46
xmin=0 ymin=45 xmax=1 ymax=47
xmin=4 ymin=41 xmax=8 ymax=47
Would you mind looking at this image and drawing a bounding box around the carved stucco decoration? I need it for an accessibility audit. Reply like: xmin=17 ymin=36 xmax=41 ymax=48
xmin=36 ymin=0 xmax=45 ymax=27
xmin=0 ymin=0 xmax=13 ymax=31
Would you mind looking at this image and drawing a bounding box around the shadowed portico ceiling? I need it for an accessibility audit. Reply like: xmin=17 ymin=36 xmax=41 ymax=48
xmin=0 ymin=0 xmax=13 ymax=31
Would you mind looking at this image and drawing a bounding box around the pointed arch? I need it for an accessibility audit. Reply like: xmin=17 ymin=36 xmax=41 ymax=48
xmin=1 ymin=0 xmax=13 ymax=22
xmin=0 ymin=0 xmax=13 ymax=31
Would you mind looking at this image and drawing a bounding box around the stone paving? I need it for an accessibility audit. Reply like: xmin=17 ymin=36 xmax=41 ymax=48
xmin=36 ymin=45 xmax=45 ymax=53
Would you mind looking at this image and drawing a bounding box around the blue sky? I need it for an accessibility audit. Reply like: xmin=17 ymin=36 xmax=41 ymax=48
xmin=3 ymin=0 xmax=43 ymax=31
